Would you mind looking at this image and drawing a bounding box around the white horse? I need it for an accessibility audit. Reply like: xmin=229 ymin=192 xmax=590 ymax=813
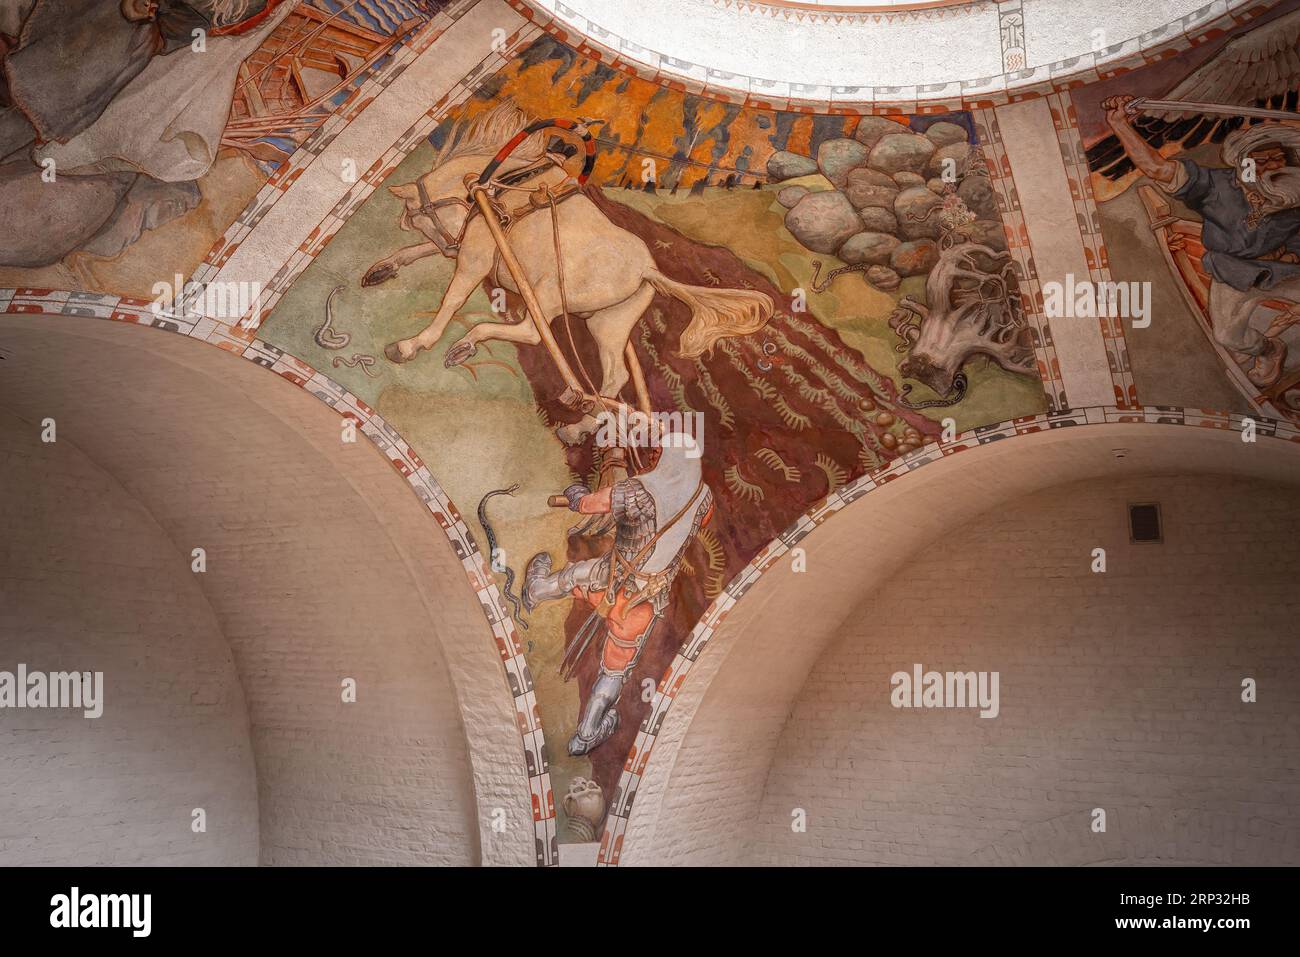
xmin=365 ymin=100 xmax=773 ymax=443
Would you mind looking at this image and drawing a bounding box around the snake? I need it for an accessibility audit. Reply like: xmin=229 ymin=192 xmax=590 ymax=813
xmin=897 ymin=372 xmax=968 ymax=409
xmin=477 ymin=484 xmax=528 ymax=631
xmin=314 ymin=285 xmax=350 ymax=350
xmin=810 ymin=259 xmax=874 ymax=292
xmin=331 ymin=354 xmax=380 ymax=377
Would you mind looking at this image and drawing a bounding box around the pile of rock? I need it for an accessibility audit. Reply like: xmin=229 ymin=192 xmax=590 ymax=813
xmin=768 ymin=118 xmax=1003 ymax=291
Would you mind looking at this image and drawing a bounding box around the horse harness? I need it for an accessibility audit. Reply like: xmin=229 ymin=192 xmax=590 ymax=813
xmin=414 ymin=157 xmax=584 ymax=259
xmin=413 ymin=118 xmax=608 ymax=406
xmin=413 ymin=117 xmax=598 ymax=259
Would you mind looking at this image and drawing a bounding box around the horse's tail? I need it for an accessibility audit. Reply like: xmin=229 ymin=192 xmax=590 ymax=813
xmin=645 ymin=269 xmax=774 ymax=358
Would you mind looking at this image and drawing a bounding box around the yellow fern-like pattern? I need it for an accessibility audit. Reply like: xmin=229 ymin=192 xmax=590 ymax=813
xmin=858 ymin=445 xmax=884 ymax=472
xmin=755 ymin=447 xmax=801 ymax=483
xmin=724 ymin=463 xmax=764 ymax=503
xmin=693 ymin=359 xmax=736 ymax=431
xmin=696 ymin=526 xmax=727 ymax=599
xmin=774 ymin=394 xmax=811 ymax=430
xmin=815 ymin=452 xmax=848 ymax=494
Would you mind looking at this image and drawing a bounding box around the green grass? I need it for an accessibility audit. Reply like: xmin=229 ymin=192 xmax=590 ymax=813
xmin=609 ymin=184 xmax=1047 ymax=431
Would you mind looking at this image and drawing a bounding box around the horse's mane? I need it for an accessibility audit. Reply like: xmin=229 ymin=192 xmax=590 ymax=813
xmin=434 ymin=99 xmax=545 ymax=168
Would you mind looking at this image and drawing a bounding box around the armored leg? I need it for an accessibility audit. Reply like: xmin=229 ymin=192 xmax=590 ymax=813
xmin=567 ymin=669 xmax=623 ymax=756
xmin=523 ymin=555 xmax=604 ymax=610
xmin=567 ymin=612 xmax=662 ymax=756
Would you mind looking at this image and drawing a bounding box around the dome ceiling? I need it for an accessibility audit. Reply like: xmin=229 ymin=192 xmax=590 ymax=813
xmin=4 ymin=0 xmax=1300 ymax=868
xmin=520 ymin=0 xmax=1255 ymax=105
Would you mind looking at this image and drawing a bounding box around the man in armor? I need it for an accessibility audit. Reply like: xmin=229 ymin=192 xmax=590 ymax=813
xmin=523 ymin=432 xmax=714 ymax=756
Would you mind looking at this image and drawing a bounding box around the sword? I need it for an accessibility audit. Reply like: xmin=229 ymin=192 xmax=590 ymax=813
xmin=1127 ymin=96 xmax=1300 ymax=122
xmin=559 ymin=609 xmax=606 ymax=681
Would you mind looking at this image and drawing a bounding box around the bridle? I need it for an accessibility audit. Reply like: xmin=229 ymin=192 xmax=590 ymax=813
xmin=408 ymin=117 xmax=599 ymax=259
xmin=413 ymin=181 xmax=474 ymax=257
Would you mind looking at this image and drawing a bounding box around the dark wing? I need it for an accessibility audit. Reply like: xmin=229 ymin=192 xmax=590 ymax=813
xmin=1087 ymin=8 xmax=1300 ymax=179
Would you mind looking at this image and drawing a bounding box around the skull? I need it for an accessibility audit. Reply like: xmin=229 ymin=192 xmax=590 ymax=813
xmin=562 ymin=777 xmax=606 ymax=837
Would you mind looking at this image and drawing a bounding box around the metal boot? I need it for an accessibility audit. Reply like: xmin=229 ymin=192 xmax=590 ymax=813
xmin=522 ymin=553 xmax=553 ymax=612
xmin=568 ymin=671 xmax=623 ymax=755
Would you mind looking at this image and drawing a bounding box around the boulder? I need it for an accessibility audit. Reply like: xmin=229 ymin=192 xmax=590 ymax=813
xmin=844 ymin=167 xmax=899 ymax=209
xmin=817 ymin=137 xmax=869 ymax=187
xmin=868 ymin=265 xmax=901 ymax=291
xmin=848 ymin=166 xmax=897 ymax=190
xmin=927 ymin=178 xmax=948 ymax=194
xmin=958 ymin=173 xmax=1000 ymax=218
xmin=891 ymin=239 xmax=940 ymax=277
xmin=858 ymin=205 xmax=899 ymax=233
xmin=767 ymin=150 xmax=818 ymax=181
xmin=839 ymin=231 xmax=899 ymax=267
xmin=926 ymin=141 xmax=971 ymax=180
xmin=777 ymin=185 xmax=810 ymax=208
xmin=959 ymin=219 xmax=1009 ymax=251
xmin=853 ymin=115 xmax=907 ymax=148
xmin=785 ymin=190 xmax=864 ymax=254
xmin=81 ymin=177 xmax=201 ymax=259
xmin=923 ymin=121 xmax=969 ymax=147
xmin=0 ymin=164 xmax=136 ymax=267
xmin=868 ymin=131 xmax=936 ymax=175
xmin=893 ymin=171 xmax=926 ymax=188
xmin=894 ymin=186 xmax=943 ymax=241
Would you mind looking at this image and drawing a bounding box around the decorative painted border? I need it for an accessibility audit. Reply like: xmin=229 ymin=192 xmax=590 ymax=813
xmin=1049 ymin=89 xmax=1138 ymax=409
xmin=596 ymin=400 xmax=1298 ymax=864
xmin=973 ymin=105 xmax=1067 ymax=410
xmin=0 ymin=287 xmax=559 ymax=867
xmin=708 ymin=0 xmax=1000 ymax=22
xmin=505 ymin=0 xmax=1283 ymax=114
xmin=997 ymin=0 xmax=1026 ymax=72
xmin=708 ymin=0 xmax=1001 ymax=21
xmin=188 ymin=0 xmax=534 ymax=322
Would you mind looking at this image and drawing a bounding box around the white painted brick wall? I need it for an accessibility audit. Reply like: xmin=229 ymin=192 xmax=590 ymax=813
xmin=0 ymin=409 xmax=260 ymax=866
xmin=0 ymin=318 xmax=538 ymax=866
xmin=748 ymin=474 xmax=1300 ymax=865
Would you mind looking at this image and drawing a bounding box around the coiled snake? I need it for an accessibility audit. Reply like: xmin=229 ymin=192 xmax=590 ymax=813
xmin=898 ymin=372 xmax=968 ymax=409
xmin=477 ymin=484 xmax=528 ymax=631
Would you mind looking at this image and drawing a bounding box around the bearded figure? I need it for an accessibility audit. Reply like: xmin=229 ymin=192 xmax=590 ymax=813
xmin=523 ymin=433 xmax=714 ymax=757
xmin=2 ymin=0 xmax=286 ymax=159
xmin=1104 ymin=94 xmax=1300 ymax=387
xmin=0 ymin=0 xmax=293 ymax=267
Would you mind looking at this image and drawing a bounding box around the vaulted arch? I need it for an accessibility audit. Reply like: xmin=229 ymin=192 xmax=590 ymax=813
xmin=0 ymin=311 xmax=539 ymax=865
xmin=614 ymin=419 xmax=1300 ymax=864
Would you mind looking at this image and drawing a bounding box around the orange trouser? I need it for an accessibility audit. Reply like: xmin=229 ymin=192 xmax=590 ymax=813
xmin=572 ymin=584 xmax=656 ymax=673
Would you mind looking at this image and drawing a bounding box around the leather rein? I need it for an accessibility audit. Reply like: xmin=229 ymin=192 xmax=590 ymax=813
xmin=412 ymin=117 xmax=598 ymax=259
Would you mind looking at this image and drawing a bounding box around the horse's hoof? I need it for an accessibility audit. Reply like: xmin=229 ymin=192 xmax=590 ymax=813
xmin=444 ymin=341 xmax=476 ymax=367
xmin=362 ymin=263 xmax=398 ymax=287
xmin=384 ymin=341 xmax=412 ymax=364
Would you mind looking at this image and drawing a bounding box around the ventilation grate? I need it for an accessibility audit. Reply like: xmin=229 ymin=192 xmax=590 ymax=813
xmin=1129 ymin=503 xmax=1162 ymax=543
